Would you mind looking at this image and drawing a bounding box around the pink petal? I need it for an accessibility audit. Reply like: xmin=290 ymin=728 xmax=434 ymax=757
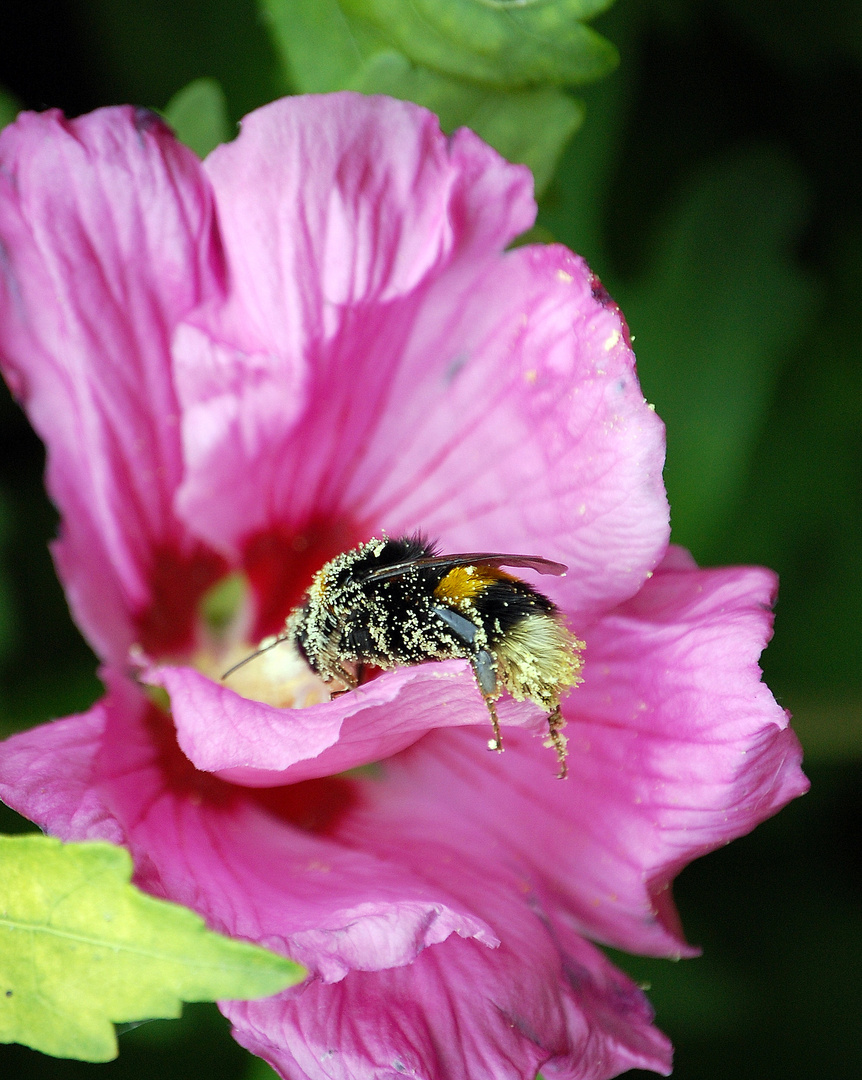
xmin=332 ymin=555 xmax=807 ymax=959
xmin=173 ymin=94 xmax=534 ymax=562
xmin=200 ymin=94 xmax=535 ymax=362
xmin=0 ymin=674 xmax=497 ymax=981
xmin=561 ymin=557 xmax=809 ymax=951
xmin=225 ymin=875 xmax=671 ymax=1080
xmin=0 ymin=107 xmax=224 ymax=663
xmin=172 ymin=95 xmax=666 ymax=625
xmin=0 ymin=704 xmax=122 ymax=845
xmin=148 ymin=661 xmax=543 ymax=786
xmin=357 ymin=242 xmax=668 ymax=624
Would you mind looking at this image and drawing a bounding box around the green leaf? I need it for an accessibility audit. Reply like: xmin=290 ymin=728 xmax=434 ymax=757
xmin=0 ymin=88 xmax=20 ymax=131
xmin=261 ymin=0 xmax=386 ymax=92
xmin=260 ymin=1 xmax=588 ymax=190
xmin=0 ymin=835 xmax=304 ymax=1062
xmin=353 ymin=52 xmax=583 ymax=195
xmin=164 ymin=78 xmax=232 ymax=159
xmin=339 ymin=0 xmax=619 ymax=89
xmin=536 ymin=38 xmax=632 ymax=263
xmin=615 ymin=148 xmax=818 ymax=557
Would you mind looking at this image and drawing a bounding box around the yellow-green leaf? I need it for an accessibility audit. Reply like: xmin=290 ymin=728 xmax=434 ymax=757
xmin=0 ymin=835 xmax=304 ymax=1062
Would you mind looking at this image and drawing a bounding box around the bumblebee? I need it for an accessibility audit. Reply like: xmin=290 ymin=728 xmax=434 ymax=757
xmin=226 ymin=536 xmax=583 ymax=776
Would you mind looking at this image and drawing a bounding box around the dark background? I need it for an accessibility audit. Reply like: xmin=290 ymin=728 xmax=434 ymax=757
xmin=1 ymin=1 xmax=860 ymax=1077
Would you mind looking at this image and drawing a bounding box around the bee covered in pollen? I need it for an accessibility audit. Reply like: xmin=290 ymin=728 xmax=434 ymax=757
xmin=225 ymin=536 xmax=584 ymax=776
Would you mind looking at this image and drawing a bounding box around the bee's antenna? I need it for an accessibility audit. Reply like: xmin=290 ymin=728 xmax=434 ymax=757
xmin=221 ymin=636 xmax=286 ymax=680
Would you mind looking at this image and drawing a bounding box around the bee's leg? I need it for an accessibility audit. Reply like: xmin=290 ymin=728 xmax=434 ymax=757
xmin=471 ymin=648 xmax=503 ymax=753
xmin=432 ymin=607 xmax=503 ymax=753
xmin=544 ymin=705 xmax=568 ymax=779
xmin=484 ymin=697 xmax=503 ymax=753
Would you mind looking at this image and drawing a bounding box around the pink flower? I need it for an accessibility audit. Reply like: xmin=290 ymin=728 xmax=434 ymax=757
xmin=0 ymin=95 xmax=806 ymax=1079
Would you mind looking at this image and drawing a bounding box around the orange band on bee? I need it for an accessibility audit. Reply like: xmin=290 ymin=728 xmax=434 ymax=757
xmin=433 ymin=565 xmax=512 ymax=603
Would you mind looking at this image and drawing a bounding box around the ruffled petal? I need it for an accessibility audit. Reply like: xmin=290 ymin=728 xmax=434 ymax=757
xmin=224 ymin=872 xmax=671 ymax=1080
xmin=0 ymin=107 xmax=223 ymax=662
xmin=331 ymin=553 xmax=807 ymax=958
xmin=148 ymin=661 xmax=542 ymax=786
xmin=203 ymin=93 xmax=535 ymax=336
xmin=0 ymin=705 xmax=122 ymax=845
xmin=199 ymin=93 xmax=534 ymax=361
xmin=0 ymin=674 xmax=497 ymax=982
xmin=561 ymin=554 xmax=809 ymax=951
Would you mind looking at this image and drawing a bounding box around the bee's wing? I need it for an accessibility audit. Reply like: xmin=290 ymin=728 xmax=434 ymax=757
xmin=365 ymin=552 xmax=567 ymax=583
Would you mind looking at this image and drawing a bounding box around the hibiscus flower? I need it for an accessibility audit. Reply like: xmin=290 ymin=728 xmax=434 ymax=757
xmin=0 ymin=94 xmax=806 ymax=1079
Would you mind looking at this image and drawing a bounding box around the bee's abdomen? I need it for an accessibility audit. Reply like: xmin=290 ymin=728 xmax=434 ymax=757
xmin=469 ymin=577 xmax=555 ymax=638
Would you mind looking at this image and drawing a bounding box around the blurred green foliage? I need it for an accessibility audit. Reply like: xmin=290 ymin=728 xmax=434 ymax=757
xmin=336 ymin=0 xmax=618 ymax=88
xmin=0 ymin=87 xmax=19 ymax=128
xmin=261 ymin=0 xmax=594 ymax=194
xmin=1 ymin=0 xmax=860 ymax=1077
xmin=163 ymin=78 xmax=231 ymax=159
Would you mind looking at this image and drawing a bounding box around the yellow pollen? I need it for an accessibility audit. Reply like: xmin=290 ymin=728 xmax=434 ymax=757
xmin=433 ymin=565 xmax=508 ymax=603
